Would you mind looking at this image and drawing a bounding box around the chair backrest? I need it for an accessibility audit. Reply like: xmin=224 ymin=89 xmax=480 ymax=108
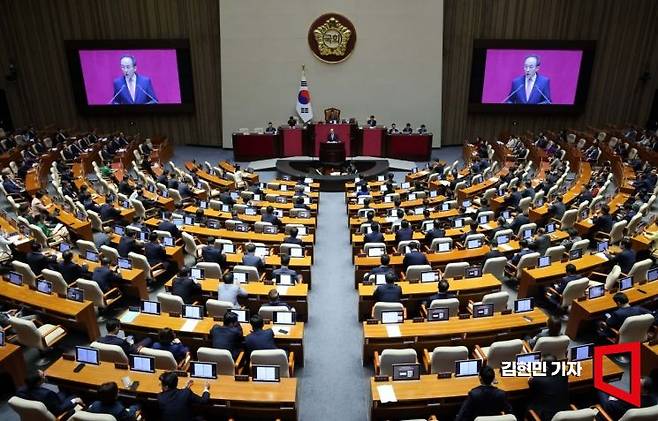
xmin=250 ymin=349 xmax=289 ymax=377
xmin=90 ymin=341 xmax=129 ymax=364
xmin=128 ymin=252 xmax=152 ymax=277
xmin=560 ymin=278 xmax=590 ymax=307
xmin=430 ymin=345 xmax=469 ymax=374
xmin=280 ymin=243 xmax=303 ymax=256
xmin=205 ymin=299 xmax=235 ymax=317
xmin=87 ymin=210 xmax=103 ymax=232
xmin=197 ymin=262 xmax=222 ymax=279
xmin=258 ymin=305 xmax=290 ymax=320
xmin=570 ymin=239 xmax=589 ymax=254
xmin=11 ymin=261 xmax=37 ymax=286
xmin=8 ymin=396 xmax=56 ymax=421
xmin=130 ymin=199 xmax=146 ymax=218
xmin=625 ymin=213 xmax=643 ymax=234
xmin=618 ymin=313 xmax=655 ymax=343
xmin=76 ymin=239 xmax=98 ymax=254
xmin=608 ymin=221 xmax=627 ymax=244
xmin=544 ymin=246 xmax=565 ymax=262
xmin=254 ymin=221 xmax=272 ymax=233
xmin=233 ymin=265 xmax=259 ymax=282
xmin=168 ymin=188 xmax=183 ymax=205
xmin=481 ymin=291 xmax=509 ymax=312
xmin=628 ymin=259 xmax=653 ymax=284
xmin=378 ymin=348 xmax=418 ymax=377
xmin=373 ymin=302 xmax=405 ymax=321
xmin=69 ymin=411 xmax=117 ymax=421
xmin=464 ymin=233 xmax=485 ymax=244
xmin=518 ymin=197 xmax=532 ymax=212
xmin=444 ymin=262 xmax=469 ymax=279
xmin=551 ymin=408 xmax=598 ymax=421
xmin=486 ymin=339 xmax=524 ymax=369
xmin=140 ymin=347 xmax=178 ymax=370
xmin=429 ymin=298 xmax=460 ymax=317
xmin=532 ymin=335 xmax=570 ymax=359
xmin=560 ymin=209 xmax=578 ymax=229
xmin=157 ymin=292 xmax=184 ymax=314
xmin=429 ymin=237 xmax=453 ymax=252
xmin=492 ymin=229 xmax=513 ymax=241
xmin=618 ymin=404 xmax=658 ymax=421
xmin=8 ymin=317 xmax=45 ymax=350
xmin=196 ymin=347 xmax=236 ymax=376
xmin=29 ymin=225 xmax=49 ymax=248
xmin=397 ymin=240 xmax=420 ymax=253
xmin=517 ymin=222 xmax=537 ymax=237
xmin=405 ymin=265 xmax=433 ymax=281
xmin=153 ymin=230 xmax=172 ymax=240
xmin=516 ymin=252 xmax=540 ymax=277
xmin=76 ymin=278 xmax=107 ymax=308
xmin=604 ymin=265 xmax=622 ymax=290
xmin=482 ymin=257 xmax=507 ymax=280
xmin=40 ymin=269 xmax=68 ymax=295
xmin=474 ymin=415 xmax=517 ymax=421
xmin=100 ymin=245 xmax=119 ymax=265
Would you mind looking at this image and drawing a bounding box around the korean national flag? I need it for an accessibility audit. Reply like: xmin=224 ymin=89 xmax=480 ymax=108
xmin=296 ymin=69 xmax=313 ymax=123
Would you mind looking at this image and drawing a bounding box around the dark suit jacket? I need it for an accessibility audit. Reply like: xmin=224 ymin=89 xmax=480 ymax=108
xmin=373 ymin=283 xmax=402 ymax=303
xmin=549 ymin=202 xmax=566 ymax=219
xmin=424 ymin=228 xmax=446 ymax=245
xmin=242 ymin=253 xmax=265 ymax=272
xmin=201 ymin=246 xmax=226 ymax=267
xmin=534 ymin=234 xmax=551 ymax=256
xmin=118 ymin=237 xmax=141 ymax=257
xmin=395 ymin=227 xmax=414 ymax=243
xmin=606 ymin=306 xmax=651 ymax=330
xmin=112 ymin=74 xmax=157 ymax=104
xmin=244 ymin=329 xmax=277 ymax=360
xmin=171 ymin=276 xmax=201 ymax=304
xmin=510 ymin=214 xmax=530 ymax=234
xmin=92 ymin=266 xmax=120 ymax=292
xmin=210 ymin=324 xmax=244 ymax=359
xmin=402 ymin=251 xmax=429 ymax=271
xmin=261 ymin=213 xmax=282 ymax=226
xmin=368 ymin=265 xmax=397 ymax=281
xmin=99 ymin=203 xmax=121 ymax=220
xmin=505 ymin=74 xmax=551 ymax=104
xmin=364 ymin=231 xmax=385 ymax=244
xmin=556 ymin=274 xmax=581 ymax=294
xmin=283 ymin=236 xmax=303 ymax=246
xmin=528 ymin=373 xmax=570 ymax=421
xmin=601 ymin=393 xmax=657 ymax=421
xmin=424 ymin=291 xmax=456 ymax=306
xmin=613 ymin=249 xmax=636 ymax=274
xmin=88 ymin=400 xmax=135 ymax=421
xmin=97 ymin=334 xmax=137 ymax=357
xmin=157 ymin=388 xmax=209 ymax=421
xmin=16 ymin=385 xmax=76 ymax=416
xmin=455 ymin=384 xmax=513 ymax=421
xmin=592 ymin=214 xmax=614 ymax=234
xmin=157 ymin=220 xmax=181 ymax=238
xmin=25 ymin=252 xmax=55 ymax=275
xmin=145 ymin=241 xmax=167 ymax=266
xmin=57 ymin=261 xmax=86 ymax=284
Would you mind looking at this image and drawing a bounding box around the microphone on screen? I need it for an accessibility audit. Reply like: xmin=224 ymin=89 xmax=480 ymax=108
xmin=502 ymin=85 xmax=523 ymax=103
xmin=109 ymin=85 xmax=125 ymax=104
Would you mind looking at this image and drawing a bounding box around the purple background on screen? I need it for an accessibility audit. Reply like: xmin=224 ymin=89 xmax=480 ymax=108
xmin=481 ymin=49 xmax=583 ymax=105
xmin=79 ymin=49 xmax=181 ymax=105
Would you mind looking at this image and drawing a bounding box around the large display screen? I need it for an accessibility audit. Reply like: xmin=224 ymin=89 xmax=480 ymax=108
xmin=469 ymin=40 xmax=595 ymax=113
xmin=66 ymin=40 xmax=194 ymax=114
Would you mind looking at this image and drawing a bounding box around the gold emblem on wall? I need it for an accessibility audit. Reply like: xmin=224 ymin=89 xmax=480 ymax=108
xmin=308 ymin=13 xmax=357 ymax=63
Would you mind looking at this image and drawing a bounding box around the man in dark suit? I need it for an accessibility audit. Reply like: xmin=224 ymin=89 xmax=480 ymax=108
xmin=218 ymin=191 xmax=236 ymax=206
xmin=112 ymin=56 xmax=157 ymax=104
xmin=527 ymin=355 xmax=570 ymax=421
xmin=242 ymin=243 xmax=265 ymax=273
xmin=510 ymin=239 xmax=534 ymax=266
xmin=548 ymin=196 xmax=567 ymax=220
xmin=272 ymin=254 xmax=302 ymax=283
xmin=554 ymin=264 xmax=582 ymax=295
xmin=157 ymin=371 xmax=209 ymax=421
xmin=118 ymin=230 xmax=142 ymax=257
xmin=24 ymin=242 xmax=56 ymax=275
xmin=326 ymin=128 xmax=340 ymax=142
xmin=455 ymin=365 xmax=513 ymax=421
xmin=201 ymin=237 xmax=227 ymax=267
xmin=598 ymin=377 xmax=656 ymax=421
xmin=590 ymin=205 xmax=614 ymax=237
xmin=423 ymin=280 xmax=456 ymax=306
xmin=373 ymin=273 xmax=402 ymax=303
xmin=611 ymin=238 xmax=636 ymax=274
xmin=505 ymin=55 xmax=551 ymax=104
xmin=97 ymin=318 xmax=144 ymax=357
xmin=533 ymin=228 xmax=551 ymax=256
xmin=364 ymin=223 xmax=385 ymax=244
xmin=92 ymin=257 xmax=122 ymax=293
xmin=365 ymin=255 xmax=398 ymax=282
xmin=261 ymin=206 xmax=282 ymax=227
xmin=602 ymin=292 xmax=652 ymax=333
xmin=16 ymin=370 xmax=83 ymax=416
xmin=2 ymin=174 xmax=23 ymax=194
xmin=57 ymin=251 xmax=88 ymax=284
xmin=521 ymin=181 xmax=536 ymax=199
xmin=171 ymin=268 xmax=202 ymax=304
xmin=210 ymin=310 xmax=244 ymax=359
xmin=506 ymin=187 xmax=522 ymax=209
xmin=424 ymin=219 xmax=446 ymax=245
xmin=402 ymin=242 xmax=429 ymax=272
xmin=87 ymin=381 xmax=139 ymax=421
xmin=177 ymin=181 xmax=193 ymax=199
xmin=99 ymin=196 xmax=122 ymax=221
xmin=283 ymin=227 xmax=303 ymax=246
xmin=244 ymin=314 xmax=278 ymax=361
xmin=510 ymin=210 xmax=531 ymax=234
xmin=145 ymin=233 xmax=168 ymax=267
xmin=157 ymin=212 xmax=181 ymax=238
xmin=367 ymin=115 xmax=377 ymax=127
xmin=395 ymin=220 xmax=414 ymax=243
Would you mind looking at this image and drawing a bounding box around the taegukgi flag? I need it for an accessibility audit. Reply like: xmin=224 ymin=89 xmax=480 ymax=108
xmin=296 ymin=66 xmax=313 ymax=123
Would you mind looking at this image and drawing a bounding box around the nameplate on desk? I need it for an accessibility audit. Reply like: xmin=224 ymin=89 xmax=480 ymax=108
xmin=374 ymin=375 xmax=389 ymax=382
xmin=366 ymin=319 xmax=378 ymax=325
xmin=120 ymin=311 xmax=139 ymax=324
xmin=273 ymin=325 xmax=291 ymax=335
xmin=377 ymin=384 xmax=398 ymax=403
xmin=234 ymin=374 xmax=249 ymax=381
xmin=181 ymin=319 xmax=200 ymax=332
xmin=385 ymin=325 xmax=401 ymax=338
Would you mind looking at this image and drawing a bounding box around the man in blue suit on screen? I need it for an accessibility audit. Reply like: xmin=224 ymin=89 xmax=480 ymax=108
xmin=111 ymin=55 xmax=158 ymax=104
xmin=504 ymin=54 xmax=551 ymax=104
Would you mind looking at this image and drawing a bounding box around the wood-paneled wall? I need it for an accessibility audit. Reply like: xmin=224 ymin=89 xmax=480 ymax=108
xmin=442 ymin=0 xmax=658 ymax=145
xmin=0 ymin=0 xmax=222 ymax=145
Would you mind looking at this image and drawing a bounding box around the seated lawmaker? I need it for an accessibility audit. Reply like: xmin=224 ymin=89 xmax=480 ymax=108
xmin=24 ymin=242 xmax=56 ymax=275
xmin=402 ymin=123 xmax=413 ymax=134
xmin=157 ymin=212 xmax=181 ymax=238
xmin=118 ymin=229 xmax=143 ymax=257
xmin=57 ymin=251 xmax=88 ymax=284
xmin=600 ymin=292 xmax=653 ymax=336
xmin=272 ymin=254 xmax=302 ymax=284
xmin=455 ymin=365 xmax=512 ymax=421
xmin=201 ymin=237 xmax=227 ymax=268
xmin=423 ymin=280 xmax=456 ymax=306
xmin=92 ymin=257 xmax=122 ymax=293
xmin=365 ymin=255 xmax=398 ymax=282
xmin=395 ymin=220 xmax=413 ymax=242
xmin=283 ymin=227 xmax=303 ymax=246
xmin=157 ymin=371 xmax=210 ymax=421
xmin=244 ymin=314 xmax=278 ymax=361
xmin=373 ymin=273 xmax=402 ymax=303
xmin=598 ymin=377 xmax=656 ymax=421
xmin=152 ymin=328 xmax=190 ymax=363
xmin=261 ymin=205 xmax=282 ymax=227
xmin=87 ymin=381 xmax=140 ymax=421
xmin=242 ymin=243 xmax=265 ymax=272
xmin=210 ymin=310 xmax=244 ymax=360
xmin=365 ymin=222 xmax=385 ymax=244
xmin=16 ymin=370 xmax=83 ymax=417
xmin=97 ymin=318 xmax=150 ymax=358
xmin=171 ymin=268 xmax=202 ymax=304
xmin=402 ymin=242 xmax=429 ymax=271
xmin=217 ymin=272 xmax=248 ymax=308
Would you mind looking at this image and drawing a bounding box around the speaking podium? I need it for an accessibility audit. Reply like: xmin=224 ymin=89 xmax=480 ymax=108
xmin=319 ymin=142 xmax=346 ymax=165
xmin=314 ymin=123 xmax=351 ymax=156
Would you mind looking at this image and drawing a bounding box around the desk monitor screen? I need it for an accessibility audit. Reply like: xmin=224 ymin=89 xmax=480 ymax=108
xmin=428 ymin=307 xmax=450 ymax=321
xmin=139 ymin=231 xmax=149 ymax=241
xmin=374 ymin=274 xmax=386 ymax=285
xmin=462 ymin=200 xmax=472 ymax=208
xmin=381 ymin=310 xmax=404 ymax=324
xmin=479 ymin=215 xmax=489 ymax=224
xmin=535 ymin=198 xmax=544 ymax=206
xmin=570 ymin=343 xmax=593 ymax=361
xmin=430 ymin=190 xmax=438 ymax=198
xmin=163 ymin=236 xmax=174 ymax=247
xmin=455 ymin=359 xmax=482 ymax=377
xmin=263 ymin=225 xmax=278 ymax=234
xmin=280 ymin=184 xmax=288 ymax=191
xmin=230 ymin=192 xmax=240 ymax=200
xmin=255 ymin=247 xmax=269 ymax=258
xmin=75 ymin=346 xmax=99 ymax=365
xmin=514 ymin=298 xmax=534 ymax=313
xmin=522 ymin=229 xmax=532 ymax=240
xmin=580 ymin=209 xmax=589 ymax=220
xmin=85 ymin=250 xmax=99 ymax=262
xmin=421 ymin=271 xmax=439 ymax=283
xmin=273 ymin=311 xmax=296 ymax=325
xmin=516 ymin=351 xmax=542 ymax=365
xmin=277 ymin=274 xmax=293 ymax=286
xmin=190 ymin=361 xmax=217 ymax=379
xmin=502 ymin=210 xmax=511 ymax=219
xmin=467 ymin=239 xmax=482 ymax=249
xmin=140 ymin=300 xmax=160 ymax=315
xmin=0 ymin=331 xmax=4 ymax=346
xmin=199 ymin=200 xmax=207 ymax=209
xmin=648 ymin=267 xmax=658 ymax=282
xmin=191 ymin=267 xmax=205 ymax=280
xmin=253 ymin=364 xmax=280 ymax=382
xmin=173 ymin=218 xmax=184 ymax=227
xmin=441 ymin=203 xmax=450 ymax=211
xmin=8 ymin=271 xmax=23 ymax=286
xmin=76 ymin=210 xmax=86 ymax=221
xmin=414 ymin=207 xmax=425 ymax=215
xmin=538 ymin=255 xmax=551 ymax=268
xmin=367 ymin=247 xmax=385 ymax=257
xmin=161 ymin=190 xmax=169 ymax=198
xmin=236 ymin=223 xmax=250 ymax=232
xmin=401 ymin=182 xmax=411 ymax=189
xmin=114 ymin=225 xmax=125 ymax=236
xmin=423 ymin=222 xmax=435 ymax=232
xmin=296 ymin=226 xmax=308 ymax=236
xmin=182 ymin=304 xmax=203 ymax=319
xmin=597 ymin=241 xmax=609 ymax=253
xmin=231 ymin=309 xmax=249 ymax=323
xmin=588 ymin=284 xmax=605 ymax=299
xmin=289 ymin=247 xmax=303 ymax=258
xmin=497 ymin=235 xmax=510 ymax=245
xmin=118 ymin=257 xmax=132 ymax=270
xmin=222 ymin=244 xmax=235 ymax=254
xmin=148 ymin=185 xmax=155 ymax=192
xmin=619 ymin=276 xmax=633 ymax=291
xmin=454 ymin=219 xmax=464 ymax=228
xmin=206 ymin=219 xmax=220 ymax=229
xmin=392 ymin=363 xmax=421 ymax=381
xmin=466 ymin=266 xmax=482 ymax=278
xmin=130 ymin=355 xmax=155 ymax=373
xmin=67 ymin=287 xmax=84 ymax=302
xmin=437 ymin=242 xmax=451 ymax=252
xmin=59 ymin=242 xmax=71 ymax=252
xmin=233 ymin=272 xmax=247 ymax=284
xmin=245 ymin=208 xmax=257 ymax=216
xmin=569 ymin=248 xmax=582 ymax=260
xmin=184 ymin=216 xmax=194 ymax=226
xmin=36 ymin=279 xmax=53 ymax=295
xmin=408 ymin=193 xmax=417 ymax=201
xmin=221 ymin=205 xmax=231 ymax=212
xmin=546 ymin=223 xmax=556 ymax=234
xmin=473 ymin=303 xmax=494 ymax=318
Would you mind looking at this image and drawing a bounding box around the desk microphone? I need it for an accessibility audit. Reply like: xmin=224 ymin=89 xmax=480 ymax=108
xmin=535 ymin=87 xmax=551 ymax=104
xmin=502 ymin=85 xmax=523 ymax=103
xmin=108 ymin=85 xmax=125 ymax=104
xmin=138 ymin=85 xmax=158 ymax=104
